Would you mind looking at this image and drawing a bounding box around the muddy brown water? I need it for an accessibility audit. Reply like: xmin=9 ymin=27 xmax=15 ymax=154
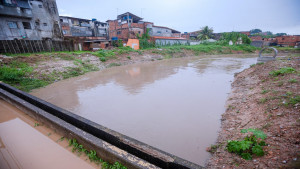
xmin=0 ymin=99 xmax=97 ymax=169
xmin=31 ymin=55 xmax=257 ymax=166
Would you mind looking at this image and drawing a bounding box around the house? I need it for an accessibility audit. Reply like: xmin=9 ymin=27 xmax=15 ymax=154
xmin=0 ymin=0 xmax=62 ymax=40
xmin=146 ymin=24 xmax=181 ymax=38
xmin=107 ymin=12 xmax=183 ymax=45
xmin=59 ymin=16 xmax=109 ymax=50
xmin=240 ymin=31 xmax=250 ymax=36
xmin=107 ymin=12 xmax=151 ymax=41
xmin=275 ymin=35 xmax=300 ymax=47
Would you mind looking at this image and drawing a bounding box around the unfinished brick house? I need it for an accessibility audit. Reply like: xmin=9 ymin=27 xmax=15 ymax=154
xmin=107 ymin=12 xmax=183 ymax=44
xmin=107 ymin=12 xmax=150 ymax=41
xmin=60 ymin=16 xmax=109 ymax=50
xmin=0 ymin=0 xmax=62 ymax=40
xmin=275 ymin=35 xmax=300 ymax=47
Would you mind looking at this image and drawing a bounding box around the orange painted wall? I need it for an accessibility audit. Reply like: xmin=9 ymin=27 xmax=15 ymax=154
xmin=126 ymin=39 xmax=139 ymax=50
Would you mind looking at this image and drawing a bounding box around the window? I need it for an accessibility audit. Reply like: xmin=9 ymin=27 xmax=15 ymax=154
xmin=117 ymin=31 xmax=121 ymax=35
xmin=166 ymin=30 xmax=168 ymax=32
xmin=157 ymin=31 xmax=161 ymax=34
xmin=60 ymin=19 xmax=63 ymax=22
xmin=38 ymin=4 xmax=43 ymax=8
xmin=138 ymin=31 xmax=141 ymax=34
xmin=22 ymin=22 xmax=31 ymax=29
xmin=35 ymin=22 xmax=40 ymax=26
xmin=43 ymin=23 xmax=47 ymax=26
xmin=7 ymin=21 xmax=18 ymax=29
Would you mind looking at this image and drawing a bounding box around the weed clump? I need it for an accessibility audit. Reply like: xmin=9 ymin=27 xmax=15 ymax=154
xmin=226 ymin=128 xmax=267 ymax=160
xmin=68 ymin=139 xmax=127 ymax=169
xmin=269 ymin=67 xmax=295 ymax=76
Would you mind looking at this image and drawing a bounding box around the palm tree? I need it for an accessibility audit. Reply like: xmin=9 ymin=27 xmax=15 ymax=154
xmin=197 ymin=26 xmax=214 ymax=40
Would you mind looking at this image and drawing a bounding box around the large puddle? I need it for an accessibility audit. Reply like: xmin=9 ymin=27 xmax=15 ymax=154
xmin=31 ymin=55 xmax=257 ymax=165
xmin=0 ymin=99 xmax=96 ymax=169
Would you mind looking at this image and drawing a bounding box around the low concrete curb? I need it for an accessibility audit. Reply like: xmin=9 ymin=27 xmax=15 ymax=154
xmin=0 ymin=82 xmax=203 ymax=169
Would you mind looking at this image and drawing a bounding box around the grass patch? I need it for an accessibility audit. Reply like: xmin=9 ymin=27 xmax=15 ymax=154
xmin=259 ymin=98 xmax=267 ymax=103
xmin=68 ymin=139 xmax=127 ymax=169
xmin=288 ymin=78 xmax=298 ymax=83
xmin=269 ymin=67 xmax=295 ymax=76
xmin=108 ymin=63 xmax=121 ymax=67
xmin=0 ymin=61 xmax=48 ymax=92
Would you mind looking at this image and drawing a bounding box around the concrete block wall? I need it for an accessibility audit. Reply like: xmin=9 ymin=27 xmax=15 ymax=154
xmin=0 ymin=0 xmax=62 ymax=40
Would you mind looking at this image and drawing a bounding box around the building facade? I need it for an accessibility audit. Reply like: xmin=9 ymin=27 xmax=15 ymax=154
xmin=107 ymin=12 xmax=182 ymax=43
xmin=59 ymin=16 xmax=109 ymax=50
xmin=0 ymin=0 xmax=62 ymax=40
xmin=60 ymin=16 xmax=108 ymax=38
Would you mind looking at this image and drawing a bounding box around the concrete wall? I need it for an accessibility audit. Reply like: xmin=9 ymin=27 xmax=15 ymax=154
xmin=147 ymin=24 xmax=173 ymax=37
xmin=155 ymin=39 xmax=188 ymax=46
xmin=0 ymin=0 xmax=62 ymax=40
xmin=0 ymin=16 xmax=30 ymax=40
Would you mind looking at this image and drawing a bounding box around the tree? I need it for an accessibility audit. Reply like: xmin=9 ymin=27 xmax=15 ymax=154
xmin=265 ymin=31 xmax=273 ymax=36
xmin=250 ymin=29 xmax=262 ymax=34
xmin=275 ymin=33 xmax=287 ymax=36
xmin=197 ymin=26 xmax=214 ymax=40
xmin=220 ymin=32 xmax=251 ymax=45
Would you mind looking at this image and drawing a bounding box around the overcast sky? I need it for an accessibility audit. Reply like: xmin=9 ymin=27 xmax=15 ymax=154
xmin=57 ymin=0 xmax=300 ymax=35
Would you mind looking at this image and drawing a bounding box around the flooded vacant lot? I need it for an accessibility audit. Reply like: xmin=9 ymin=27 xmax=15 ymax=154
xmin=31 ymin=55 xmax=257 ymax=165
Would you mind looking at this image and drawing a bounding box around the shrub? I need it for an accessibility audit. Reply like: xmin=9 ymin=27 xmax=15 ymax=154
xmin=226 ymin=128 xmax=267 ymax=160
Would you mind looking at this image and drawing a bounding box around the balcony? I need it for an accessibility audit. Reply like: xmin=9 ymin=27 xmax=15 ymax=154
xmin=0 ymin=5 xmax=33 ymax=18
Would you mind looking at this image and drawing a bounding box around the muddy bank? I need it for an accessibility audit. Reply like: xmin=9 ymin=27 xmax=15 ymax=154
xmin=207 ymin=58 xmax=300 ymax=168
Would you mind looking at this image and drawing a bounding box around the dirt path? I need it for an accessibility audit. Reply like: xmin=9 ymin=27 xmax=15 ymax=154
xmin=207 ymin=58 xmax=300 ymax=168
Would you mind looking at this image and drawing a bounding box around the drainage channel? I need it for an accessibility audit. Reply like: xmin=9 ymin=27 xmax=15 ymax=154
xmin=0 ymin=82 xmax=203 ymax=169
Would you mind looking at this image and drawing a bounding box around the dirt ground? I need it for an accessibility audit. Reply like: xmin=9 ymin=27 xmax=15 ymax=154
xmin=206 ymin=58 xmax=300 ymax=169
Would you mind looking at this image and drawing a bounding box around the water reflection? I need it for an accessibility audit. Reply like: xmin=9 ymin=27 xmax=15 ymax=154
xmin=31 ymin=55 xmax=256 ymax=165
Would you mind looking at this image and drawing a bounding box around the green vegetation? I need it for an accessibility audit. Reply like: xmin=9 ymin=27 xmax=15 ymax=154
xmin=220 ymin=32 xmax=251 ymax=45
xmin=259 ymin=98 xmax=267 ymax=103
xmin=108 ymin=63 xmax=121 ymax=67
xmin=288 ymin=78 xmax=298 ymax=83
xmin=286 ymin=95 xmax=300 ymax=106
xmin=137 ymin=28 xmax=155 ymax=49
xmin=250 ymin=29 xmax=262 ymax=34
xmin=156 ymin=44 xmax=258 ymax=56
xmin=68 ymin=139 xmax=127 ymax=169
xmin=0 ymin=61 xmax=48 ymax=92
xmin=226 ymin=128 xmax=267 ymax=160
xmin=269 ymin=67 xmax=296 ymax=76
xmin=261 ymin=89 xmax=269 ymax=94
xmin=197 ymin=26 xmax=214 ymax=40
xmin=96 ymin=50 xmax=116 ymax=62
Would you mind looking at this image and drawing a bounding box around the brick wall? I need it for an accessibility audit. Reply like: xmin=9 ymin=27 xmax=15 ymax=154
xmin=276 ymin=35 xmax=300 ymax=47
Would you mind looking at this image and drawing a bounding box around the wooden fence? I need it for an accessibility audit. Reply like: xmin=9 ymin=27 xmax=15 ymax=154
xmin=0 ymin=40 xmax=74 ymax=54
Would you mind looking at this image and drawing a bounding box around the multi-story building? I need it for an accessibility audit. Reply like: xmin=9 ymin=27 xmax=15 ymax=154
xmin=60 ymin=16 xmax=108 ymax=38
xmin=0 ymin=0 xmax=62 ymax=40
xmin=60 ymin=16 xmax=109 ymax=50
xmin=107 ymin=12 xmax=183 ymax=44
xmin=107 ymin=12 xmax=150 ymax=41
